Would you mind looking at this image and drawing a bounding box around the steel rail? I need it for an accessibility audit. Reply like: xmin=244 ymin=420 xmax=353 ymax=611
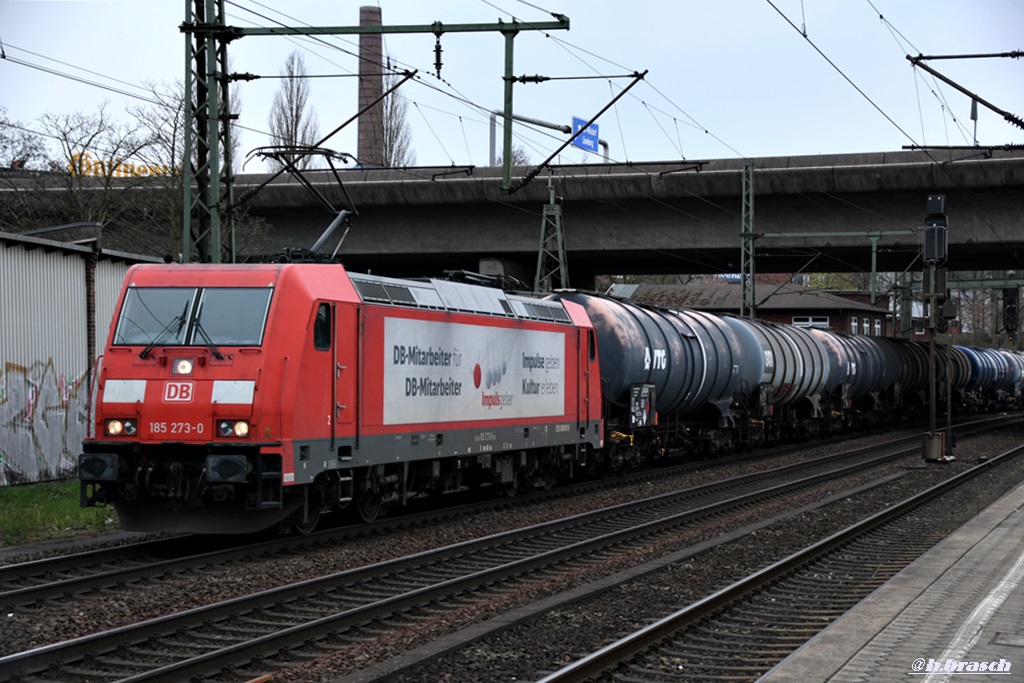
xmin=1 ymin=418 xmax=961 ymax=609
xmin=536 ymin=440 xmax=1024 ymax=683
xmin=0 ymin=453 xmax=707 ymax=608
xmin=0 ymin=431 xmax=941 ymax=682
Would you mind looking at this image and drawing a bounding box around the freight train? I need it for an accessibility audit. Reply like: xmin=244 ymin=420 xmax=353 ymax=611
xmin=78 ymin=263 xmax=1024 ymax=534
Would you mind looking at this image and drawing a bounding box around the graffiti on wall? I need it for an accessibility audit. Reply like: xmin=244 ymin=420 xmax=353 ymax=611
xmin=0 ymin=360 xmax=91 ymax=486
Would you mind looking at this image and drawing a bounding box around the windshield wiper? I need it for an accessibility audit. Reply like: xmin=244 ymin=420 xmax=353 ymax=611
xmin=139 ymin=301 xmax=189 ymax=359
xmin=193 ymin=318 xmax=225 ymax=360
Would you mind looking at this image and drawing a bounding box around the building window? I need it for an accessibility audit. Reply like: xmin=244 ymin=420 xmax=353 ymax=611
xmin=874 ymin=319 xmax=882 ymax=336
xmin=792 ymin=316 xmax=829 ymax=329
xmin=850 ymin=316 xmax=858 ymax=334
xmin=862 ymin=319 xmax=870 ymax=335
xmin=914 ymin=321 xmax=926 ymax=336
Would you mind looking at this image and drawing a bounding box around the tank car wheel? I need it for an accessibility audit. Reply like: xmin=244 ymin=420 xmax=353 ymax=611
xmin=498 ymin=469 xmax=521 ymax=498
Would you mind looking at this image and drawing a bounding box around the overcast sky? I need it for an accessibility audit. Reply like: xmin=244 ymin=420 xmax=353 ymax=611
xmin=2 ymin=0 xmax=1022 ymax=172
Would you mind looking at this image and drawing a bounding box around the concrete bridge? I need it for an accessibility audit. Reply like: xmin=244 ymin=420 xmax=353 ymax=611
xmin=241 ymin=149 xmax=1024 ymax=285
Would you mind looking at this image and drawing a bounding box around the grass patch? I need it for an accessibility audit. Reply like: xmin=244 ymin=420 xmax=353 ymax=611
xmin=0 ymin=479 xmax=118 ymax=547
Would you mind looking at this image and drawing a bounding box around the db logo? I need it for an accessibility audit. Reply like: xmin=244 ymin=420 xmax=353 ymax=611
xmin=164 ymin=381 xmax=194 ymax=402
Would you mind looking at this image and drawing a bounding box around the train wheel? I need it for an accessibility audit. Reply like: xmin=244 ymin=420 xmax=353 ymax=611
xmin=291 ymin=506 xmax=322 ymax=535
xmin=355 ymin=492 xmax=382 ymax=523
xmin=350 ymin=468 xmax=385 ymax=523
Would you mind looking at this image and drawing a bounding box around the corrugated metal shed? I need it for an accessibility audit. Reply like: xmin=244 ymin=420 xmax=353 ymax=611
xmin=0 ymin=232 xmax=159 ymax=485
xmin=1 ymin=239 xmax=87 ymax=374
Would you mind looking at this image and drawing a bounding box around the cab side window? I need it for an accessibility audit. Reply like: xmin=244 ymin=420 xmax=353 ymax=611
xmin=314 ymin=303 xmax=331 ymax=351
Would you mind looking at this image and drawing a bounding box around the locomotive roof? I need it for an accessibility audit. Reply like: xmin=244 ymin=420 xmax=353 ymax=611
xmin=349 ymin=272 xmax=572 ymax=324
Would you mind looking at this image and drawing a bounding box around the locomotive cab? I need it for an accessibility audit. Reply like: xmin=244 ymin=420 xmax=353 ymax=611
xmin=79 ymin=263 xmax=356 ymax=533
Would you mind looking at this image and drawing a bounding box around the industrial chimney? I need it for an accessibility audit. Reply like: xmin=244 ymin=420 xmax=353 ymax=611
xmin=357 ymin=6 xmax=384 ymax=166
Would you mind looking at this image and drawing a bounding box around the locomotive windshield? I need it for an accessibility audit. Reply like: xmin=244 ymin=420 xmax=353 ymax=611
xmin=114 ymin=287 xmax=273 ymax=347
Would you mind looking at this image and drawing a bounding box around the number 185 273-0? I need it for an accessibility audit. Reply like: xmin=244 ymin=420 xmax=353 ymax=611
xmin=149 ymin=421 xmax=205 ymax=435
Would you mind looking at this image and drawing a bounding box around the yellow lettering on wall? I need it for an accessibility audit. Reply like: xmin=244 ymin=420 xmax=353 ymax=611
xmin=68 ymin=152 xmax=181 ymax=178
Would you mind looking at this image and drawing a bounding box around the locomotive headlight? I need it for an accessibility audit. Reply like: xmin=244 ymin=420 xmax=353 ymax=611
xmin=172 ymin=357 xmax=195 ymax=375
xmin=105 ymin=419 xmax=137 ymax=436
xmin=218 ymin=420 xmax=250 ymax=437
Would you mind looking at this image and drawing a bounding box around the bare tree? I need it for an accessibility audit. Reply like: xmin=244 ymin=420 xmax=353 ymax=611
xmin=268 ymin=51 xmax=319 ymax=170
xmin=0 ymin=90 xmax=266 ymax=259
xmin=125 ymin=81 xmax=189 ymax=249
xmin=379 ymin=65 xmax=415 ymax=167
xmin=495 ymin=144 xmax=530 ymax=167
xmin=0 ymin=104 xmax=156 ymax=238
xmin=135 ymin=78 xmax=267 ymax=260
xmin=0 ymin=107 xmax=48 ymax=170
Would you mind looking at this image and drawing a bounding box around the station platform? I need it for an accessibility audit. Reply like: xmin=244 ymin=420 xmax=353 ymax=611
xmin=760 ymin=480 xmax=1024 ymax=682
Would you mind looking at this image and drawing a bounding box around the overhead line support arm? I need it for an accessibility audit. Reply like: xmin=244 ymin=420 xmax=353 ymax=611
xmin=181 ymin=13 xmax=570 ymax=245
xmin=907 ymin=54 xmax=1024 ymax=131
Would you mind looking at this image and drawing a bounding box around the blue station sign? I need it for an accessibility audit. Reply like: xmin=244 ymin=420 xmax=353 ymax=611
xmin=571 ymin=117 xmax=599 ymax=154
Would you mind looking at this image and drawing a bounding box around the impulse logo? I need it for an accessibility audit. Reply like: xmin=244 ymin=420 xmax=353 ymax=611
xmin=475 ymin=361 xmax=512 ymax=409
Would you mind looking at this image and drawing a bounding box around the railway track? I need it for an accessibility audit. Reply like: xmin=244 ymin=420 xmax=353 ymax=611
xmin=536 ymin=439 xmax=1024 ymax=683
xmin=0 ymin=421 xmax=942 ymax=612
xmin=0 ymin=422 xmax=991 ymax=683
xmin=0 ymin=456 xmax=695 ymax=610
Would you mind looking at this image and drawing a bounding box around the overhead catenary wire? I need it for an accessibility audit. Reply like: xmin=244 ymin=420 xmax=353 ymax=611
xmin=1 ymin=46 xmax=165 ymax=107
xmin=4 ymin=0 xmax=1019 ymax=281
xmin=0 ymin=0 xmax=666 ymax=178
xmin=227 ymin=0 xmax=575 ymax=165
xmin=763 ymin=0 xmax=921 ymax=149
xmin=4 ymin=33 xmax=950 ymax=278
xmin=766 ymin=0 xmax=1024 ymax=270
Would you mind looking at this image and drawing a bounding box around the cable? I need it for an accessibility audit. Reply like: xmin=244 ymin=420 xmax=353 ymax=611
xmin=641 ymin=103 xmax=684 ymax=158
xmin=0 ymin=119 xmax=63 ymax=143
xmin=764 ymin=0 xmax=921 ymax=149
xmin=766 ymin=0 xmax=1024 ymax=271
xmin=1 ymin=52 xmax=164 ymax=107
xmin=512 ymin=0 xmax=559 ymax=15
xmin=228 ymin=0 xmax=543 ymax=165
xmin=412 ymin=102 xmax=454 ymax=165
xmin=866 ymin=3 xmax=975 ymax=146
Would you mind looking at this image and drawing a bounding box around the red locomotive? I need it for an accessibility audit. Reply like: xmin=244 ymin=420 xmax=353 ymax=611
xmin=79 ymin=263 xmax=604 ymax=533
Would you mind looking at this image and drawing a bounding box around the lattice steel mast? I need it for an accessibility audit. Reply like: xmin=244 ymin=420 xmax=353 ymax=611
xmin=181 ymin=2 xmax=570 ymax=262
